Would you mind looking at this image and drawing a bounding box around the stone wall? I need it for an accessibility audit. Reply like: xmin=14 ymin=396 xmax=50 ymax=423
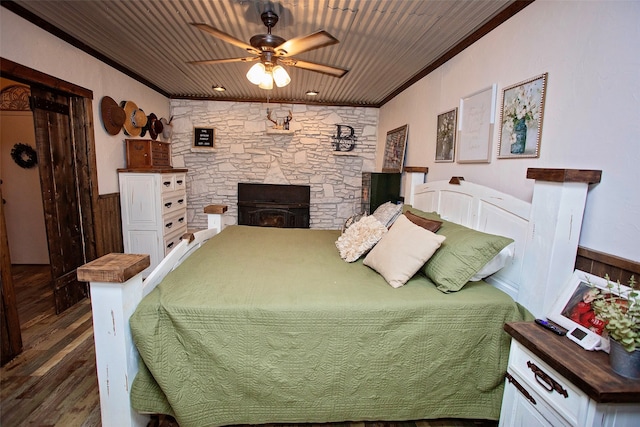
xmin=169 ymin=100 xmax=378 ymax=229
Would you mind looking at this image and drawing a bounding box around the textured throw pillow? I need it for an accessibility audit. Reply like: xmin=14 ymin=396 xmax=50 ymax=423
xmin=335 ymin=216 xmax=387 ymax=262
xmin=404 ymin=210 xmax=443 ymax=233
xmin=422 ymin=219 xmax=514 ymax=292
xmin=342 ymin=213 xmax=366 ymax=234
xmin=372 ymin=201 xmax=404 ymax=227
xmin=403 ymin=205 xmax=442 ymax=222
xmin=363 ymin=215 xmax=446 ymax=288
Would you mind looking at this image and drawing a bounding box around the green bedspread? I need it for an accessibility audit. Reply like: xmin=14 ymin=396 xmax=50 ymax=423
xmin=130 ymin=225 xmax=523 ymax=427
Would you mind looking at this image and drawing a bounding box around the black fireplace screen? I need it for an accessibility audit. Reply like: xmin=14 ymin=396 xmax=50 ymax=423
xmin=237 ymin=183 xmax=310 ymax=228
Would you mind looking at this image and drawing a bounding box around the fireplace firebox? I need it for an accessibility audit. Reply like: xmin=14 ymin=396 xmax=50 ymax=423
xmin=237 ymin=183 xmax=310 ymax=228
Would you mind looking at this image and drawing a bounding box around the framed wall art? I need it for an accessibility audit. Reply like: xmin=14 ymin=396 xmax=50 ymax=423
xmin=497 ymin=73 xmax=548 ymax=158
xmin=457 ymin=84 xmax=497 ymax=163
xmin=382 ymin=124 xmax=408 ymax=173
xmin=434 ymin=108 xmax=457 ymax=163
xmin=193 ymin=127 xmax=215 ymax=148
xmin=548 ymin=270 xmax=632 ymax=352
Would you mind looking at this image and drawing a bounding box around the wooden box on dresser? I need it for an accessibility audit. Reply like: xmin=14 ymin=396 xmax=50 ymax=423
xmin=118 ymin=168 xmax=188 ymax=276
xmin=500 ymin=322 xmax=640 ymax=426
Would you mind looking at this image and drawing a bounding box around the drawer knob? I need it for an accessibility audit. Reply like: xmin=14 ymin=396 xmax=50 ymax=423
xmin=178 ymin=199 xmax=184 ymax=204
xmin=165 ymin=202 xmax=172 ymax=208
xmin=163 ymin=181 xmax=171 ymax=187
xmin=177 ymin=180 xmax=183 ymax=185
xmin=165 ymin=222 xmax=173 ymax=229
xmin=527 ymin=361 xmax=568 ymax=398
xmin=178 ymin=217 xmax=185 ymax=223
xmin=167 ymin=242 xmax=174 ymax=249
xmin=505 ymin=372 xmax=536 ymax=405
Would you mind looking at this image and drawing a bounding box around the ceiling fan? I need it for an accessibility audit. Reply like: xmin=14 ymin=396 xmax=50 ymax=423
xmin=188 ymin=10 xmax=349 ymax=90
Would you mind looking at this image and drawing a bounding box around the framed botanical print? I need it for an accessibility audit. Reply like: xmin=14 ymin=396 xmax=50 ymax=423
xmin=435 ymin=108 xmax=457 ymax=163
xmin=497 ymin=73 xmax=548 ymax=158
xmin=382 ymin=124 xmax=408 ymax=173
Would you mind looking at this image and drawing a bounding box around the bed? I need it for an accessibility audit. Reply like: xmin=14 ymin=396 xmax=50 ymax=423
xmin=78 ymin=168 xmax=600 ymax=427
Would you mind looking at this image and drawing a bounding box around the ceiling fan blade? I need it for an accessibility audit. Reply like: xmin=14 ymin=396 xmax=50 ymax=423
xmin=284 ymin=59 xmax=349 ymax=78
xmin=275 ymin=30 xmax=339 ymax=57
xmin=188 ymin=57 xmax=259 ymax=66
xmin=191 ymin=23 xmax=260 ymax=55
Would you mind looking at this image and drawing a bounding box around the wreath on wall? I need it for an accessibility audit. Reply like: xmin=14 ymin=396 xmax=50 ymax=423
xmin=10 ymin=143 xmax=38 ymax=169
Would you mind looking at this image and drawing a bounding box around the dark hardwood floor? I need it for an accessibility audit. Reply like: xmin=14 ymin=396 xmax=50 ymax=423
xmin=1 ymin=265 xmax=496 ymax=427
xmin=1 ymin=265 xmax=101 ymax=427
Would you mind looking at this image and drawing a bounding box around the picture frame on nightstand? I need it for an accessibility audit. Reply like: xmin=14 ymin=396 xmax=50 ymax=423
xmin=548 ymin=269 xmax=632 ymax=353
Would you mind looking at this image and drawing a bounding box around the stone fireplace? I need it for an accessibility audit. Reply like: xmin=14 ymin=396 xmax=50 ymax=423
xmin=237 ymin=183 xmax=310 ymax=228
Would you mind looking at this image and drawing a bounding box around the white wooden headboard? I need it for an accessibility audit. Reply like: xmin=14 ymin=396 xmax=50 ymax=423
xmin=405 ymin=169 xmax=602 ymax=317
xmin=411 ymin=179 xmax=530 ymax=301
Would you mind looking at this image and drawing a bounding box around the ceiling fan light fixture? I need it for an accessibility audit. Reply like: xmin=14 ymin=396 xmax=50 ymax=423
xmin=247 ymin=62 xmax=266 ymax=85
xmin=258 ymin=73 xmax=274 ymax=90
xmin=272 ymin=65 xmax=291 ymax=87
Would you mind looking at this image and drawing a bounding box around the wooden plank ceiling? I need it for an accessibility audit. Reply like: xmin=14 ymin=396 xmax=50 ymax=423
xmin=4 ymin=0 xmax=530 ymax=107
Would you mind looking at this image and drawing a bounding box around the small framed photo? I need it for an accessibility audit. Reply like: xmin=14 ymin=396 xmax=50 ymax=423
xmin=382 ymin=124 xmax=408 ymax=173
xmin=434 ymin=108 xmax=457 ymax=163
xmin=497 ymin=73 xmax=548 ymax=159
xmin=193 ymin=127 xmax=215 ymax=148
xmin=548 ymin=270 xmax=632 ymax=352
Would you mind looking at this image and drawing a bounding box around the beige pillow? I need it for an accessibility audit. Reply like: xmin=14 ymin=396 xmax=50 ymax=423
xmin=335 ymin=216 xmax=387 ymax=262
xmin=363 ymin=214 xmax=446 ymax=288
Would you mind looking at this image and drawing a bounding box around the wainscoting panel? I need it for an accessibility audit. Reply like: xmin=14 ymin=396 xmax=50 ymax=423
xmin=575 ymin=247 xmax=639 ymax=288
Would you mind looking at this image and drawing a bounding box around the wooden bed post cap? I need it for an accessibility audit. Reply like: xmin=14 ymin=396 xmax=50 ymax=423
xmin=204 ymin=204 xmax=228 ymax=214
xmin=403 ymin=166 xmax=429 ymax=173
xmin=526 ymin=168 xmax=602 ymax=184
xmin=77 ymin=253 xmax=150 ymax=283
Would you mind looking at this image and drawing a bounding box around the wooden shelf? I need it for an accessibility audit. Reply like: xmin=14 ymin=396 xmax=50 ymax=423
xmin=266 ymin=129 xmax=294 ymax=135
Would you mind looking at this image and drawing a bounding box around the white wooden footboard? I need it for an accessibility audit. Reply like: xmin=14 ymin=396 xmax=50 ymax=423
xmin=77 ymin=206 xmax=227 ymax=427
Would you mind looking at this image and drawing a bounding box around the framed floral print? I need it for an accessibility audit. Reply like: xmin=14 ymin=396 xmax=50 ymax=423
xmin=435 ymin=108 xmax=457 ymax=163
xmin=497 ymin=73 xmax=548 ymax=158
xmin=382 ymin=124 xmax=408 ymax=173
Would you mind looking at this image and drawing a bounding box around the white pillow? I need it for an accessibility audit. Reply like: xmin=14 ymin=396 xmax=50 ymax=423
xmin=371 ymin=201 xmax=403 ymax=227
xmin=363 ymin=215 xmax=446 ymax=288
xmin=335 ymin=216 xmax=387 ymax=262
xmin=469 ymin=242 xmax=515 ymax=281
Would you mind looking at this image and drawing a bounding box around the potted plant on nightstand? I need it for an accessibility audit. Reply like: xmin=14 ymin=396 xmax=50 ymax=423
xmin=591 ymin=275 xmax=640 ymax=379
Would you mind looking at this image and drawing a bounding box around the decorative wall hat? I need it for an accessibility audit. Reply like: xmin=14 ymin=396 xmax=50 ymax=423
xmin=160 ymin=116 xmax=173 ymax=139
xmin=100 ymin=96 xmax=126 ymax=135
xmin=141 ymin=113 xmax=164 ymax=140
xmin=120 ymin=100 xmax=148 ymax=137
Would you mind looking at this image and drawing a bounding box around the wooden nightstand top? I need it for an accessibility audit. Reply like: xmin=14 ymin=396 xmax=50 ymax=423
xmin=505 ymin=321 xmax=640 ymax=403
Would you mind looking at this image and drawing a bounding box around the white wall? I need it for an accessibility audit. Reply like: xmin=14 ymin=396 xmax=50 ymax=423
xmin=378 ymin=0 xmax=640 ymax=262
xmin=0 ymin=9 xmax=170 ymax=194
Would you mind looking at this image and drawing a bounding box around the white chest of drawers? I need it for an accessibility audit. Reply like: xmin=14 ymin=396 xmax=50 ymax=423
xmin=118 ymin=169 xmax=188 ymax=275
xmin=500 ymin=322 xmax=640 ymax=427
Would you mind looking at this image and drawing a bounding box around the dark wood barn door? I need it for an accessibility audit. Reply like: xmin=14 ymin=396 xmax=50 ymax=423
xmin=30 ymin=87 xmax=90 ymax=313
xmin=1 ymin=184 xmax=23 ymax=365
